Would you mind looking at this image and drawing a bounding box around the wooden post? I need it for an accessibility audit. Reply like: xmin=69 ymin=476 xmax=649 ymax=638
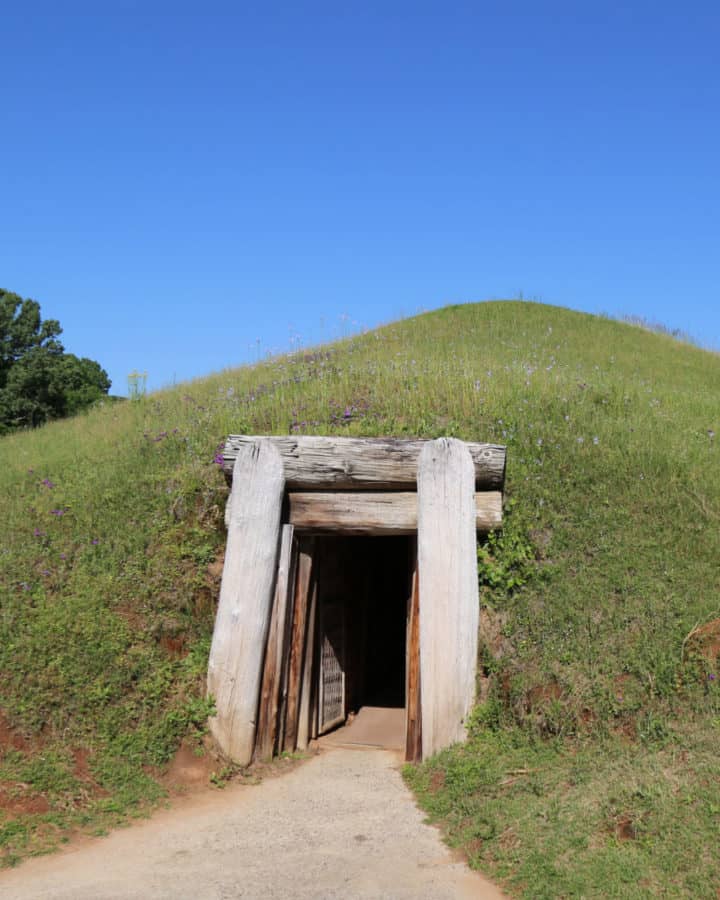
xmin=207 ymin=440 xmax=285 ymax=765
xmin=282 ymin=539 xmax=315 ymax=753
xmin=297 ymin=573 xmax=318 ymax=751
xmin=254 ymin=524 xmax=296 ymax=761
xmin=405 ymin=564 xmax=422 ymax=763
xmin=417 ymin=438 xmax=479 ymax=758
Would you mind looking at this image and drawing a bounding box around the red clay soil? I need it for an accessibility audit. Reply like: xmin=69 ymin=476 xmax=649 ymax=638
xmin=0 ymin=711 xmax=28 ymax=753
xmin=0 ymin=788 xmax=50 ymax=816
xmin=687 ymin=618 xmax=720 ymax=666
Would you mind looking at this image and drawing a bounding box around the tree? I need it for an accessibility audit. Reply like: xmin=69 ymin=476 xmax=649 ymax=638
xmin=0 ymin=289 xmax=111 ymax=433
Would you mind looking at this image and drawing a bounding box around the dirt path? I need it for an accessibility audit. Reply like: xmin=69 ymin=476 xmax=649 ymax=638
xmin=0 ymin=748 xmax=506 ymax=899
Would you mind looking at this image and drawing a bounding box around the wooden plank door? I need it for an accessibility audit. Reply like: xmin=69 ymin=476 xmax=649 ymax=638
xmin=318 ymin=592 xmax=346 ymax=734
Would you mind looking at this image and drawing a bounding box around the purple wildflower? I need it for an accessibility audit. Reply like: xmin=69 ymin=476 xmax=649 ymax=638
xmin=91 ymin=539 xmax=99 ymax=545
xmin=41 ymin=478 xmax=55 ymax=489
xmin=709 ymin=673 xmax=716 ymax=681
xmin=34 ymin=528 xmax=45 ymax=537
xmin=50 ymin=509 xmax=66 ymax=516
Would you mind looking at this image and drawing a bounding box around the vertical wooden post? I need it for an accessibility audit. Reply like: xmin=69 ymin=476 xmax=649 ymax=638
xmin=254 ymin=524 xmax=296 ymax=761
xmin=283 ymin=538 xmax=316 ymax=753
xmin=417 ymin=438 xmax=479 ymax=758
xmin=405 ymin=563 xmax=422 ymax=762
xmin=207 ymin=440 xmax=285 ymax=765
xmin=297 ymin=574 xmax=318 ymax=751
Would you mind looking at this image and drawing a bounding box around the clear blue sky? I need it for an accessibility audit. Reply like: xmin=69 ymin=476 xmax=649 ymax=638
xmin=2 ymin=1 xmax=719 ymax=394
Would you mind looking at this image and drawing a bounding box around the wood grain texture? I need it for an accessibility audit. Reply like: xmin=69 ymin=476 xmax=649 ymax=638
xmin=405 ymin=565 xmax=422 ymax=763
xmin=288 ymin=491 xmax=502 ymax=535
xmin=223 ymin=435 xmax=505 ymax=491
xmin=254 ymin=524 xmax=296 ymax=762
xmin=417 ymin=438 xmax=479 ymax=759
xmin=207 ymin=440 xmax=285 ymax=765
xmin=282 ymin=540 xmax=315 ymax=753
xmin=296 ymin=574 xmax=318 ymax=751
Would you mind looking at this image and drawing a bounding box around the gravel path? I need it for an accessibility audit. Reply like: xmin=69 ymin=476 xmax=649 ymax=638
xmin=0 ymin=748 xmax=505 ymax=900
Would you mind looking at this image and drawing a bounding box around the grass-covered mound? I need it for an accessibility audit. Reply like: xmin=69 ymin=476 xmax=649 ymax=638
xmin=1 ymin=301 xmax=719 ymax=894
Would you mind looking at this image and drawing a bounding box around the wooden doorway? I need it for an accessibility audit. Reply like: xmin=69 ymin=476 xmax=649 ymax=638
xmin=314 ymin=536 xmax=412 ymax=741
xmin=209 ymin=435 xmax=505 ymax=766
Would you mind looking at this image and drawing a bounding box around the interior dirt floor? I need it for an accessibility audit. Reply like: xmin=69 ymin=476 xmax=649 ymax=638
xmin=317 ymin=705 xmax=406 ymax=750
xmin=0 ymin=748 xmax=507 ymax=900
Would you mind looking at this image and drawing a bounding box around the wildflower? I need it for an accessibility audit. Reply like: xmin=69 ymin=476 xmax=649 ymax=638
xmin=59 ymin=553 xmax=66 ymax=560
xmin=33 ymin=528 xmax=45 ymax=537
xmin=91 ymin=539 xmax=99 ymax=545
xmin=213 ymin=452 xmax=224 ymax=465
xmin=41 ymin=478 xmax=55 ymax=489
xmin=593 ymin=436 xmax=600 ymax=445
xmin=709 ymin=674 xmax=716 ymax=681
xmin=40 ymin=569 xmax=50 ymax=576
xmin=577 ymin=436 xmax=585 ymax=444
xmin=708 ymin=430 xmax=716 ymax=440
xmin=50 ymin=509 xmax=66 ymax=516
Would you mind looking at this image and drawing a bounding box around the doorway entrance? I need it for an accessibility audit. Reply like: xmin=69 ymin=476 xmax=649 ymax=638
xmin=314 ymin=536 xmax=413 ymax=747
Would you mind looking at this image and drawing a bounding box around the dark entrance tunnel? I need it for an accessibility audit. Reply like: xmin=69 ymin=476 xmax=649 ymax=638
xmin=314 ymin=535 xmax=412 ymax=734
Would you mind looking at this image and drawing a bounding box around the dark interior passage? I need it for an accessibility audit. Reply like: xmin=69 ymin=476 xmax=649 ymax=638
xmin=314 ymin=535 xmax=412 ymax=734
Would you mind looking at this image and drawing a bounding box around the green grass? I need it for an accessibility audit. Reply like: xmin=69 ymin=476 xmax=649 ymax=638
xmin=1 ymin=300 xmax=719 ymax=891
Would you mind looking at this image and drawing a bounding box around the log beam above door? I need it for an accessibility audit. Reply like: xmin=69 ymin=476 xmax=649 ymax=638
xmin=287 ymin=491 xmax=502 ymax=535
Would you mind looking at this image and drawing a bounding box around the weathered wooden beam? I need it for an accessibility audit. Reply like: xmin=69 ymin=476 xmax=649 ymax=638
xmin=282 ymin=539 xmax=315 ymax=753
xmin=405 ymin=565 xmax=422 ymax=763
xmin=296 ymin=574 xmax=318 ymax=751
xmin=288 ymin=491 xmax=502 ymax=535
xmin=207 ymin=440 xmax=285 ymax=765
xmin=417 ymin=438 xmax=479 ymax=759
xmin=223 ymin=435 xmax=505 ymax=491
xmin=254 ymin=524 xmax=296 ymax=762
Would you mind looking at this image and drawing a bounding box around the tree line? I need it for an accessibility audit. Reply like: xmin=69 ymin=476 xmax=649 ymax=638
xmin=0 ymin=288 xmax=111 ymax=434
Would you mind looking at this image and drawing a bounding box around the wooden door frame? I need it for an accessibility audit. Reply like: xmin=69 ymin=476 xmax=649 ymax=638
xmin=209 ymin=436 xmax=504 ymax=766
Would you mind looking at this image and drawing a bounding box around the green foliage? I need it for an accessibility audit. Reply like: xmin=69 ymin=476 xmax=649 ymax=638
xmin=0 ymin=289 xmax=110 ymax=432
xmin=477 ymin=506 xmax=537 ymax=594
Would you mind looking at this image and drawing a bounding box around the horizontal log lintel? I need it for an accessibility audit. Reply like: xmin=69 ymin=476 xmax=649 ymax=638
xmin=223 ymin=435 xmax=506 ymax=491
xmin=287 ymin=491 xmax=502 ymax=535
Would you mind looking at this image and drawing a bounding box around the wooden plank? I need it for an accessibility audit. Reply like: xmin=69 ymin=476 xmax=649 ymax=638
xmin=405 ymin=563 xmax=422 ymax=763
xmin=207 ymin=440 xmax=285 ymax=765
xmin=417 ymin=438 xmax=479 ymax=759
xmin=288 ymin=491 xmax=502 ymax=535
xmin=276 ymin=538 xmax=299 ymax=752
xmin=254 ymin=524 xmax=296 ymax=762
xmin=223 ymin=435 xmax=505 ymax=491
xmin=282 ymin=539 xmax=315 ymax=753
xmin=296 ymin=574 xmax=318 ymax=751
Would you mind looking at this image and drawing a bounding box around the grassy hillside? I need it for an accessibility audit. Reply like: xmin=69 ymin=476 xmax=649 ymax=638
xmin=1 ymin=301 xmax=719 ymax=894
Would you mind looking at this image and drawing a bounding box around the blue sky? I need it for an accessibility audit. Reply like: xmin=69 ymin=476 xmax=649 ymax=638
xmin=2 ymin=1 xmax=719 ymax=394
